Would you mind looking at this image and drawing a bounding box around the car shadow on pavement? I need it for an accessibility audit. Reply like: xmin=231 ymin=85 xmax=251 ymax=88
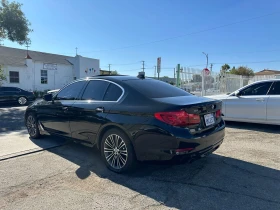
xmin=30 ymin=138 xmax=280 ymax=210
xmin=0 ymin=106 xmax=27 ymax=133
xmin=225 ymin=121 xmax=280 ymax=134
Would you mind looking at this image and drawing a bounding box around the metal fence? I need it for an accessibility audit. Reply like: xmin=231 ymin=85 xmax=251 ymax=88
xmin=179 ymin=68 xmax=280 ymax=96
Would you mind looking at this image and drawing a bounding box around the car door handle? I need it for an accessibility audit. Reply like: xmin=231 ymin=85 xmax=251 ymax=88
xmin=62 ymin=107 xmax=69 ymax=110
xmin=256 ymin=98 xmax=265 ymax=102
xmin=96 ymin=107 xmax=104 ymax=113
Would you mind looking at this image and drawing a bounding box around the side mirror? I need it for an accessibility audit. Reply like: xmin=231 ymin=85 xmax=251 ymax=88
xmin=43 ymin=93 xmax=53 ymax=101
xmin=234 ymin=90 xmax=241 ymax=97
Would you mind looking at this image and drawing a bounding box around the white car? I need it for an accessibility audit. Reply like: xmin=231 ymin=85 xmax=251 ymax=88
xmin=206 ymin=79 xmax=280 ymax=125
xmin=47 ymin=89 xmax=60 ymax=96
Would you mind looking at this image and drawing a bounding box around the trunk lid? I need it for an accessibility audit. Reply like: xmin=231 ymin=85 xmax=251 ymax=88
xmin=153 ymin=95 xmax=223 ymax=133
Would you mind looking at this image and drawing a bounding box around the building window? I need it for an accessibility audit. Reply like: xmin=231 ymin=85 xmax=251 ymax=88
xmin=9 ymin=71 xmax=19 ymax=83
xmin=41 ymin=70 xmax=48 ymax=84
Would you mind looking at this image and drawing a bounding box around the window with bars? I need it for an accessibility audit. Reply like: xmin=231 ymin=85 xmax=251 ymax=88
xmin=9 ymin=71 xmax=19 ymax=83
xmin=41 ymin=70 xmax=48 ymax=84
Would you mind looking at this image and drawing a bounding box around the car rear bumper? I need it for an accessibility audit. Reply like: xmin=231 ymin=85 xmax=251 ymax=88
xmin=133 ymin=120 xmax=225 ymax=161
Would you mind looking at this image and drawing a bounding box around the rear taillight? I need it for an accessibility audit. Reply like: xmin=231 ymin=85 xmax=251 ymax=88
xmin=154 ymin=110 xmax=200 ymax=127
xmin=216 ymin=110 xmax=221 ymax=118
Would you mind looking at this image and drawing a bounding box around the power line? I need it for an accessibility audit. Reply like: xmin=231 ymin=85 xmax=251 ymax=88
xmin=182 ymin=60 xmax=280 ymax=68
xmin=75 ymin=11 xmax=279 ymax=54
xmin=110 ymin=61 xmax=141 ymax=66
xmin=213 ymin=60 xmax=280 ymax=65
xmin=208 ymin=49 xmax=280 ymax=55
xmin=104 ymin=60 xmax=280 ymax=74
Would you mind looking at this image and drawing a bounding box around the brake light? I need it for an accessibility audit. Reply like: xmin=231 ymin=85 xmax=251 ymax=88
xmin=154 ymin=110 xmax=200 ymax=127
xmin=216 ymin=110 xmax=221 ymax=118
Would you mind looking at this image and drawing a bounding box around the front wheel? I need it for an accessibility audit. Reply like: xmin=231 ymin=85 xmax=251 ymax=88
xmin=18 ymin=96 xmax=28 ymax=106
xmin=100 ymin=129 xmax=136 ymax=173
xmin=26 ymin=113 xmax=41 ymax=139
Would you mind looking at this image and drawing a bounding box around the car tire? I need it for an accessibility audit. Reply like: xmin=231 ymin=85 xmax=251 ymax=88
xmin=100 ymin=128 xmax=136 ymax=173
xmin=18 ymin=96 xmax=28 ymax=106
xmin=26 ymin=112 xmax=41 ymax=139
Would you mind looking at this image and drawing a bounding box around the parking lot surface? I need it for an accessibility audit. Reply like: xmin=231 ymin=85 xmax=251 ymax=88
xmin=0 ymin=105 xmax=280 ymax=210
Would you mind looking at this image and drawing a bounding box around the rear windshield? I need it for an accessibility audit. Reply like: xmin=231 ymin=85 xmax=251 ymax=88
xmin=125 ymin=79 xmax=191 ymax=98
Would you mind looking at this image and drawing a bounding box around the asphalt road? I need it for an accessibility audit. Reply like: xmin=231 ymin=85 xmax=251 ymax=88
xmin=0 ymin=105 xmax=280 ymax=210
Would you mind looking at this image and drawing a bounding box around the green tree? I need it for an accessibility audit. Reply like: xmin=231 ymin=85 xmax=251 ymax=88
xmin=221 ymin=64 xmax=231 ymax=73
xmin=0 ymin=0 xmax=32 ymax=44
xmin=230 ymin=66 xmax=254 ymax=76
xmin=110 ymin=70 xmax=118 ymax=75
xmin=0 ymin=65 xmax=6 ymax=86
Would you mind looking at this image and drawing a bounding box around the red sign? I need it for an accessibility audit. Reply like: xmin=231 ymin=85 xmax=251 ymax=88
xmin=203 ymin=68 xmax=210 ymax=76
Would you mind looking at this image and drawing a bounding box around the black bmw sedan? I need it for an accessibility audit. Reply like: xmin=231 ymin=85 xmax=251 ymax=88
xmin=0 ymin=86 xmax=35 ymax=105
xmin=25 ymin=74 xmax=225 ymax=173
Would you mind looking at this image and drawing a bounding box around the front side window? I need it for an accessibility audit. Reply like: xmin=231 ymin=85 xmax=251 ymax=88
xmin=81 ymin=80 xmax=110 ymax=100
xmin=56 ymin=81 xmax=86 ymax=100
xmin=41 ymin=70 xmax=48 ymax=84
xmin=9 ymin=71 xmax=19 ymax=83
xmin=240 ymin=82 xmax=273 ymax=96
xmin=268 ymin=82 xmax=280 ymax=95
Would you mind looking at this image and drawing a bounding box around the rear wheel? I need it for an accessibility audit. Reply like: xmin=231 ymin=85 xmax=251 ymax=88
xmin=100 ymin=129 xmax=136 ymax=173
xmin=26 ymin=113 xmax=41 ymax=139
xmin=18 ymin=96 xmax=28 ymax=105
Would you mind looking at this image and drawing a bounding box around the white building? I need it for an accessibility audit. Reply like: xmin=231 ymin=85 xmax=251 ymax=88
xmin=0 ymin=46 xmax=100 ymax=91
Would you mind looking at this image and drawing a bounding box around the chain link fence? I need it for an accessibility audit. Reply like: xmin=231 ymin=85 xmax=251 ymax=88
xmin=179 ymin=68 xmax=280 ymax=96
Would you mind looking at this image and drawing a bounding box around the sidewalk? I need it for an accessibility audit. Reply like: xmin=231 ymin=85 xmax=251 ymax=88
xmin=0 ymin=130 xmax=67 ymax=161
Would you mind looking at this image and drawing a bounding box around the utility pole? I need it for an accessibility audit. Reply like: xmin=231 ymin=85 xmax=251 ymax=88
xmin=108 ymin=64 xmax=111 ymax=75
xmin=202 ymin=52 xmax=208 ymax=68
xmin=75 ymin=47 xmax=78 ymax=56
xmin=210 ymin=63 xmax=213 ymax=72
xmin=141 ymin=61 xmax=145 ymax=72
xmin=154 ymin=66 xmax=156 ymax=78
xmin=202 ymin=52 xmax=209 ymax=96
xmin=174 ymin=68 xmax=176 ymax=80
xmin=176 ymin=64 xmax=180 ymax=87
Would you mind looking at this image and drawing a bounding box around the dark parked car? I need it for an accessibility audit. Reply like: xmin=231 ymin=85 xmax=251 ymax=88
xmin=0 ymin=86 xmax=35 ymax=105
xmin=25 ymin=74 xmax=225 ymax=173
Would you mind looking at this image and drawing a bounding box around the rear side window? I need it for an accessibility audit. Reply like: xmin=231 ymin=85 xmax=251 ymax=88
xmin=103 ymin=83 xmax=123 ymax=101
xmin=81 ymin=80 xmax=110 ymax=100
xmin=56 ymin=81 xmax=86 ymax=100
xmin=268 ymin=82 xmax=280 ymax=95
xmin=125 ymin=79 xmax=191 ymax=98
xmin=240 ymin=82 xmax=272 ymax=96
xmin=1 ymin=87 xmax=20 ymax=91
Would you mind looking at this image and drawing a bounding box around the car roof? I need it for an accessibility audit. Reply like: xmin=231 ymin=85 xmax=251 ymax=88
xmin=0 ymin=86 xmax=22 ymax=89
xmin=77 ymin=75 xmax=152 ymax=82
xmin=251 ymin=79 xmax=280 ymax=83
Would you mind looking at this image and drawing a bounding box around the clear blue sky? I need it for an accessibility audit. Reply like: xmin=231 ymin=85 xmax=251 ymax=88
xmin=4 ymin=0 xmax=280 ymax=77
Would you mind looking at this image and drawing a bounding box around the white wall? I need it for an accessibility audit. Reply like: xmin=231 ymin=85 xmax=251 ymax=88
xmin=33 ymin=61 xmax=74 ymax=91
xmin=67 ymin=56 xmax=80 ymax=79
xmin=77 ymin=56 xmax=100 ymax=78
xmin=2 ymin=65 xmax=33 ymax=91
xmin=2 ymin=60 xmax=74 ymax=91
xmin=2 ymin=55 xmax=100 ymax=91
